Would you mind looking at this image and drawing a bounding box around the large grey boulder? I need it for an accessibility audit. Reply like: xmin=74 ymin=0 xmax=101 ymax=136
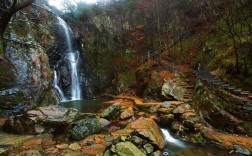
xmin=161 ymin=80 xmax=185 ymax=100
xmin=71 ymin=118 xmax=101 ymax=140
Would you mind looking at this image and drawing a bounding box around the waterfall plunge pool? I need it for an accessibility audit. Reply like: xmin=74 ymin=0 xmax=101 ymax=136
xmin=59 ymin=99 xmax=111 ymax=114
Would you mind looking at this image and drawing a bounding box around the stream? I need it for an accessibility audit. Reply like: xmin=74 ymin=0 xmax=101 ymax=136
xmin=59 ymin=99 xmax=242 ymax=156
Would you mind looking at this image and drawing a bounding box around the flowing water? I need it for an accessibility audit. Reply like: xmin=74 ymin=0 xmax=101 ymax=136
xmin=161 ymin=128 xmax=243 ymax=156
xmin=53 ymin=70 xmax=65 ymax=101
xmin=55 ymin=17 xmax=82 ymax=101
xmin=66 ymin=52 xmax=81 ymax=100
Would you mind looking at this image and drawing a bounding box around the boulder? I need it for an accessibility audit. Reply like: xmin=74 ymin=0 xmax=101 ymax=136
xmin=172 ymin=104 xmax=190 ymax=115
xmin=100 ymin=103 xmax=121 ymax=119
xmin=161 ymin=80 xmax=185 ymax=100
xmin=3 ymin=115 xmax=36 ymax=134
xmin=115 ymin=142 xmax=146 ymax=156
xmin=126 ymin=117 xmax=164 ymax=149
xmin=143 ymin=143 xmax=154 ymax=154
xmin=99 ymin=118 xmax=111 ymax=128
xmin=233 ymin=145 xmax=250 ymax=155
xmin=69 ymin=142 xmax=81 ymax=151
xmin=3 ymin=106 xmax=78 ymax=134
xmin=120 ymin=107 xmax=134 ymax=119
xmin=71 ymin=118 xmax=101 ymax=140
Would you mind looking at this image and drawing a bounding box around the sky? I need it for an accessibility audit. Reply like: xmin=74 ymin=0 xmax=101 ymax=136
xmin=48 ymin=0 xmax=98 ymax=10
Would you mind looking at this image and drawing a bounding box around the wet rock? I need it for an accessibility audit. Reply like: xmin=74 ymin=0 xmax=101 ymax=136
xmin=182 ymin=120 xmax=195 ymax=130
xmin=22 ymin=138 xmax=42 ymax=150
xmin=172 ymin=104 xmax=190 ymax=115
xmin=20 ymin=150 xmax=41 ymax=156
xmin=200 ymin=106 xmax=242 ymax=133
xmin=152 ymin=150 xmax=162 ymax=156
xmin=81 ymin=134 xmax=106 ymax=155
xmin=71 ymin=118 xmax=101 ymax=140
xmin=69 ymin=142 xmax=81 ymax=151
xmin=99 ymin=118 xmax=111 ymax=128
xmin=160 ymin=114 xmax=174 ymax=126
xmin=150 ymin=105 xmax=162 ymax=113
xmin=181 ymin=111 xmax=197 ymax=120
xmin=108 ymin=126 xmax=121 ymax=134
xmin=157 ymin=108 xmax=173 ymax=114
xmin=82 ymin=144 xmax=106 ymax=155
xmin=120 ymin=107 xmax=134 ymax=119
xmin=115 ymin=142 xmax=146 ymax=156
xmin=100 ymin=103 xmax=121 ymax=119
xmin=138 ymin=112 xmax=146 ymax=116
xmin=3 ymin=115 xmax=36 ymax=134
xmin=161 ymin=80 xmax=186 ymax=100
xmin=56 ymin=144 xmax=69 ymax=150
xmin=130 ymin=136 xmax=143 ymax=145
xmin=171 ymin=121 xmax=184 ymax=131
xmin=0 ymin=44 xmax=58 ymax=115
xmin=161 ymin=101 xmax=171 ymax=108
xmin=233 ymin=145 xmax=250 ymax=155
xmin=126 ymin=117 xmax=164 ymax=149
xmin=44 ymin=147 xmax=59 ymax=155
xmin=143 ymin=143 xmax=154 ymax=154
xmin=3 ymin=106 xmax=78 ymax=134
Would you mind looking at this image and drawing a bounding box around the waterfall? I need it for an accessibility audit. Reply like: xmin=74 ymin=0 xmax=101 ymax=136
xmin=54 ymin=16 xmax=82 ymax=101
xmin=161 ymin=128 xmax=185 ymax=148
xmin=66 ymin=52 xmax=81 ymax=100
xmin=53 ymin=70 xmax=65 ymax=101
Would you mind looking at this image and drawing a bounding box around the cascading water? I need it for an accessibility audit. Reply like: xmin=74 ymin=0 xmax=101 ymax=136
xmin=66 ymin=52 xmax=81 ymax=100
xmin=53 ymin=70 xmax=65 ymax=101
xmin=54 ymin=16 xmax=82 ymax=101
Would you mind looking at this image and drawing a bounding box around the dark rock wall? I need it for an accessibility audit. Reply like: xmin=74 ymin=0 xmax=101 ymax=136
xmin=0 ymin=5 xmax=59 ymax=116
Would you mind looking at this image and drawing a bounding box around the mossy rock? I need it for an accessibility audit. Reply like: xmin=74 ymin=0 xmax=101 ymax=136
xmin=71 ymin=118 xmax=101 ymax=140
xmin=115 ymin=142 xmax=146 ymax=156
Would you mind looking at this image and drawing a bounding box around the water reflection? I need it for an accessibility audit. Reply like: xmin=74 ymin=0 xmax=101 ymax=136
xmin=60 ymin=99 xmax=110 ymax=113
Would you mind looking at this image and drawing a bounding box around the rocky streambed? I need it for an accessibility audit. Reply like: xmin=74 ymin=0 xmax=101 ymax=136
xmin=0 ymin=96 xmax=251 ymax=156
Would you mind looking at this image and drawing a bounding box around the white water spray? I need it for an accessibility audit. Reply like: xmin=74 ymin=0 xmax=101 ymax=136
xmin=54 ymin=17 xmax=82 ymax=101
xmin=161 ymin=128 xmax=186 ymax=148
xmin=53 ymin=70 xmax=66 ymax=101
xmin=67 ymin=52 xmax=81 ymax=100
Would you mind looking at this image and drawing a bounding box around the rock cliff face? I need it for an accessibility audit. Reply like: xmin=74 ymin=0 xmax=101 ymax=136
xmin=0 ymin=6 xmax=59 ymax=116
xmin=0 ymin=42 xmax=59 ymax=116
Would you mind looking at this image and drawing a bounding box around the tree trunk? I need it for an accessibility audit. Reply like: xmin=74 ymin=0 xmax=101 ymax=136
xmin=0 ymin=0 xmax=35 ymax=39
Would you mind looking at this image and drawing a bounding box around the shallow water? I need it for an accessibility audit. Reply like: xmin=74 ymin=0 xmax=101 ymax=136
xmin=59 ymin=99 xmax=110 ymax=113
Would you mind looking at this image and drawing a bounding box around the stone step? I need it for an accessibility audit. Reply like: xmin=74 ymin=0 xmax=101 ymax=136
xmin=227 ymin=86 xmax=236 ymax=91
xmin=220 ymin=84 xmax=230 ymax=89
xmin=243 ymin=103 xmax=252 ymax=111
xmin=233 ymin=89 xmax=242 ymax=95
xmin=249 ymin=95 xmax=252 ymax=100
xmin=240 ymin=91 xmax=250 ymax=96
